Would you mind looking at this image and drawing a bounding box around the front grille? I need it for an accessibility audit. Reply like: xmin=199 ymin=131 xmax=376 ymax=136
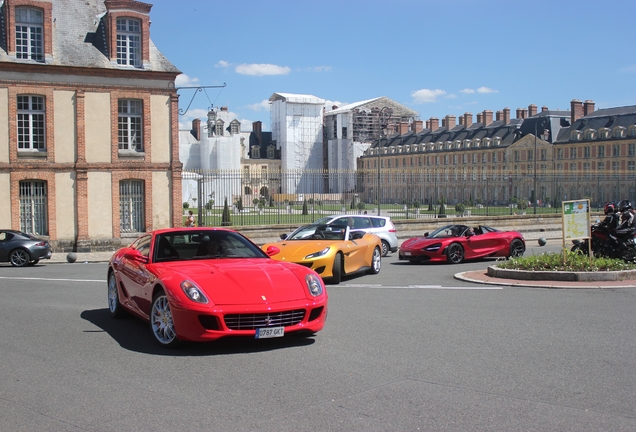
xmin=224 ymin=309 xmax=306 ymax=330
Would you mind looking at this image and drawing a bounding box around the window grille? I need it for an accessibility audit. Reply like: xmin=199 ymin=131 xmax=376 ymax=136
xmin=15 ymin=7 xmax=44 ymax=61
xmin=118 ymin=99 xmax=143 ymax=151
xmin=116 ymin=18 xmax=141 ymax=67
xmin=17 ymin=95 xmax=45 ymax=150
xmin=20 ymin=180 xmax=47 ymax=235
xmin=120 ymin=180 xmax=144 ymax=233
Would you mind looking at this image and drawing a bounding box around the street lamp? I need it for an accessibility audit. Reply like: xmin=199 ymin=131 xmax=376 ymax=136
xmin=377 ymin=107 xmax=391 ymax=216
xmin=533 ymin=118 xmax=550 ymax=214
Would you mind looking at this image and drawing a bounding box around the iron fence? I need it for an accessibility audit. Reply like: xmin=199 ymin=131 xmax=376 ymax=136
xmin=182 ymin=169 xmax=636 ymax=227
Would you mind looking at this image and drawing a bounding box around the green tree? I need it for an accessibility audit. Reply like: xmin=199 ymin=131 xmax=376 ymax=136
xmin=438 ymin=197 xmax=446 ymax=215
xmin=183 ymin=202 xmax=189 ymax=209
xmin=455 ymin=202 xmax=465 ymax=214
xmin=221 ymin=198 xmax=231 ymax=226
xmin=302 ymin=200 xmax=308 ymax=215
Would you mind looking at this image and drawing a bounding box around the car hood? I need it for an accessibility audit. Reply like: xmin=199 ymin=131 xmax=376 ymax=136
xmin=262 ymin=240 xmax=339 ymax=261
xmin=401 ymin=237 xmax=445 ymax=249
xmin=154 ymin=259 xmax=312 ymax=305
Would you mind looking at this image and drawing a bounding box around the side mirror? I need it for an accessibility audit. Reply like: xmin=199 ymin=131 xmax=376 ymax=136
xmin=280 ymin=233 xmax=288 ymax=240
xmin=423 ymin=232 xmax=429 ymax=237
xmin=265 ymin=245 xmax=280 ymax=257
xmin=124 ymin=249 xmax=148 ymax=264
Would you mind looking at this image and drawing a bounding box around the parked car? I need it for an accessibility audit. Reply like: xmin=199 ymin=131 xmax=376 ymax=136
xmin=262 ymin=223 xmax=382 ymax=284
xmin=107 ymin=228 xmax=328 ymax=347
xmin=0 ymin=230 xmax=53 ymax=267
xmin=398 ymin=224 xmax=525 ymax=264
xmin=314 ymin=214 xmax=398 ymax=257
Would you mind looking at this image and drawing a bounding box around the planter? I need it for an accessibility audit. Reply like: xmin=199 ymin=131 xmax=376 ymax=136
xmin=488 ymin=265 xmax=636 ymax=282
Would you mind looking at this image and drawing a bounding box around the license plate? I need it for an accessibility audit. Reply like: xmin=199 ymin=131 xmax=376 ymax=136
xmin=255 ymin=327 xmax=284 ymax=339
xmin=404 ymin=251 xmax=412 ymax=256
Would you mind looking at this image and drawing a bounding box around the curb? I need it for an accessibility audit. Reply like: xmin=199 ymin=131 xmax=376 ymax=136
xmin=455 ymin=270 xmax=636 ymax=289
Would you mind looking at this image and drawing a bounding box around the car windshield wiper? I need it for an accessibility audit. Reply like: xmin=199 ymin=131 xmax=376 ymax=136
xmin=191 ymin=255 xmax=224 ymax=260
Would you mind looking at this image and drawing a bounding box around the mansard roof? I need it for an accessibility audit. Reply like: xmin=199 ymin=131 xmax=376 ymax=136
xmin=0 ymin=0 xmax=179 ymax=73
xmin=555 ymin=105 xmax=636 ymax=143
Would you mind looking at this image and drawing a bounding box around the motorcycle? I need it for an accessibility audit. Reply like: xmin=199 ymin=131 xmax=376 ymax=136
xmin=571 ymin=224 xmax=636 ymax=262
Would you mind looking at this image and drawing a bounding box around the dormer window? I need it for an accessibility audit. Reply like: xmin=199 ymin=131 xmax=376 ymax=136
xmin=116 ymin=18 xmax=141 ymax=67
xmin=215 ymin=119 xmax=224 ymax=136
xmin=598 ymin=128 xmax=610 ymax=139
xmin=494 ymin=137 xmax=501 ymax=146
xmin=251 ymin=146 xmax=260 ymax=158
xmin=15 ymin=7 xmax=44 ymax=62
xmin=629 ymin=126 xmax=636 ymax=137
xmin=483 ymin=138 xmax=491 ymax=147
xmin=463 ymin=139 xmax=470 ymax=149
xmin=472 ymin=139 xmax=480 ymax=148
xmin=570 ymin=130 xmax=582 ymax=141
xmin=614 ymin=126 xmax=625 ymax=138
xmin=230 ymin=120 xmax=240 ymax=135
xmin=267 ymin=145 xmax=275 ymax=159
xmin=583 ymin=129 xmax=595 ymax=140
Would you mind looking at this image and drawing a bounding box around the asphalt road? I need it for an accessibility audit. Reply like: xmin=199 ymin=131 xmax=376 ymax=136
xmin=0 ymin=245 xmax=634 ymax=431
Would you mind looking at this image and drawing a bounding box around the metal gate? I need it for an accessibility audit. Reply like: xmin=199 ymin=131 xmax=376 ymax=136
xmin=19 ymin=180 xmax=48 ymax=235
xmin=120 ymin=180 xmax=145 ymax=233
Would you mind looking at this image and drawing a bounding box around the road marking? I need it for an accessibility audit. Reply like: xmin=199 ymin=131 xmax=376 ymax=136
xmin=341 ymin=283 xmax=501 ymax=290
xmin=0 ymin=276 xmax=103 ymax=283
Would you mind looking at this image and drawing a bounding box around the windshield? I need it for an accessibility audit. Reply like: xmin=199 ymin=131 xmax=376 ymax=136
xmin=287 ymin=224 xmax=347 ymax=241
xmin=153 ymin=230 xmax=268 ymax=262
xmin=426 ymin=225 xmax=470 ymax=238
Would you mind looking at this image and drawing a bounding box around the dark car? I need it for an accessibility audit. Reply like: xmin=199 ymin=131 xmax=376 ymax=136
xmin=0 ymin=230 xmax=53 ymax=267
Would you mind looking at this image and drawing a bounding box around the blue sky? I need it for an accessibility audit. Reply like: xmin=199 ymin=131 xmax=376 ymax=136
xmin=148 ymin=0 xmax=636 ymax=132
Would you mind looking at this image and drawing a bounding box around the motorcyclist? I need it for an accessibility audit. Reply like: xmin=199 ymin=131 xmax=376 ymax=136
xmin=597 ymin=202 xmax=619 ymax=231
xmin=612 ymin=200 xmax=636 ymax=248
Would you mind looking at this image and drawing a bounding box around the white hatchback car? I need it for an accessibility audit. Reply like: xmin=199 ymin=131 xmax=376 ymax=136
xmin=314 ymin=214 xmax=398 ymax=257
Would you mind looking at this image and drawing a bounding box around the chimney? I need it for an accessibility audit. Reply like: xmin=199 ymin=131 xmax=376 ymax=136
xmin=584 ymin=100 xmax=595 ymax=116
xmin=425 ymin=120 xmax=430 ymax=130
xmin=477 ymin=113 xmax=483 ymax=124
xmin=496 ymin=110 xmax=503 ymax=122
xmin=571 ymin=99 xmax=584 ymax=123
xmin=399 ymin=122 xmax=409 ymax=135
xmin=411 ymin=119 xmax=423 ymax=133
xmin=516 ymin=108 xmax=524 ymax=119
xmin=541 ymin=105 xmax=549 ymax=112
xmin=220 ymin=106 xmax=228 ymax=111
xmin=483 ymin=110 xmax=493 ymax=126
xmin=503 ymin=107 xmax=511 ymax=125
xmin=528 ymin=104 xmax=538 ymax=117
xmin=446 ymin=115 xmax=456 ymax=130
xmin=429 ymin=117 xmax=439 ymax=132
xmin=191 ymin=118 xmax=201 ymax=141
xmin=463 ymin=113 xmax=473 ymax=127
xmin=459 ymin=116 xmax=464 ymax=126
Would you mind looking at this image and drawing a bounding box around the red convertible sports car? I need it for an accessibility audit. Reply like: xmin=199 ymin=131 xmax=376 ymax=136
xmin=107 ymin=228 xmax=328 ymax=347
xmin=398 ymin=224 xmax=525 ymax=264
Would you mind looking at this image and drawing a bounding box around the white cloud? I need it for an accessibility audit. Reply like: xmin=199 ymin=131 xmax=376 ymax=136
xmin=247 ymin=99 xmax=271 ymax=111
xmin=235 ymin=63 xmax=291 ymax=76
xmin=460 ymin=88 xmax=475 ymax=94
xmin=476 ymin=86 xmax=498 ymax=94
xmin=216 ymin=60 xmax=230 ymax=68
xmin=411 ymin=89 xmax=446 ymax=103
xmin=175 ymin=74 xmax=200 ymax=87
xmin=619 ymin=65 xmax=636 ymax=73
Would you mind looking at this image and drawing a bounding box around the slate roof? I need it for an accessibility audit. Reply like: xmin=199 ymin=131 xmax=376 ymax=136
xmin=555 ymin=105 xmax=636 ymax=143
xmin=0 ymin=0 xmax=180 ymax=73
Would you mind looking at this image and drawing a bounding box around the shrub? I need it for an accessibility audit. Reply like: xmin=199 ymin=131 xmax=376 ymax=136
xmin=455 ymin=203 xmax=465 ymax=213
xmin=221 ymin=198 xmax=231 ymax=226
xmin=498 ymin=250 xmax=636 ymax=272
xmin=183 ymin=202 xmax=189 ymax=209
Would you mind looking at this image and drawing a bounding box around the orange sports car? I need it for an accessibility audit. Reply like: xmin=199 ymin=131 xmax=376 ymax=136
xmin=262 ymin=224 xmax=382 ymax=284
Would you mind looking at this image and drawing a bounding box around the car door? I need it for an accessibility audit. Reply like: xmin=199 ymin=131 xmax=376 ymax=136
xmin=342 ymin=227 xmax=369 ymax=273
xmin=465 ymin=226 xmax=501 ymax=258
xmin=117 ymin=235 xmax=153 ymax=316
xmin=0 ymin=231 xmax=11 ymax=261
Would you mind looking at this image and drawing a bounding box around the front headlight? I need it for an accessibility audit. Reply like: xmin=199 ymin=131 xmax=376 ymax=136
xmin=305 ymin=273 xmax=324 ymax=296
xmin=305 ymin=247 xmax=330 ymax=259
xmin=181 ymin=280 xmax=209 ymax=304
xmin=424 ymin=243 xmax=442 ymax=252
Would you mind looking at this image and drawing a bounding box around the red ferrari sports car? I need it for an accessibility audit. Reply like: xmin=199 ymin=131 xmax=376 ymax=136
xmin=107 ymin=228 xmax=328 ymax=347
xmin=398 ymin=224 xmax=525 ymax=264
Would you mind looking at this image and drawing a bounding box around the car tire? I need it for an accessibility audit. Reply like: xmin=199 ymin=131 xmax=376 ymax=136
xmin=330 ymin=253 xmax=343 ymax=285
xmin=150 ymin=290 xmax=180 ymax=348
xmin=381 ymin=240 xmax=390 ymax=257
xmin=509 ymin=239 xmax=526 ymax=258
xmin=27 ymin=259 xmax=39 ymax=266
xmin=366 ymin=246 xmax=381 ymax=274
xmin=9 ymin=248 xmax=30 ymax=267
xmin=446 ymin=243 xmax=464 ymax=264
xmin=107 ymin=271 xmax=124 ymax=318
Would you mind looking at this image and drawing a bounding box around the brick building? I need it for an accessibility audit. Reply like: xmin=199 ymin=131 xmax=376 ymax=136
xmin=0 ymin=0 xmax=182 ymax=251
